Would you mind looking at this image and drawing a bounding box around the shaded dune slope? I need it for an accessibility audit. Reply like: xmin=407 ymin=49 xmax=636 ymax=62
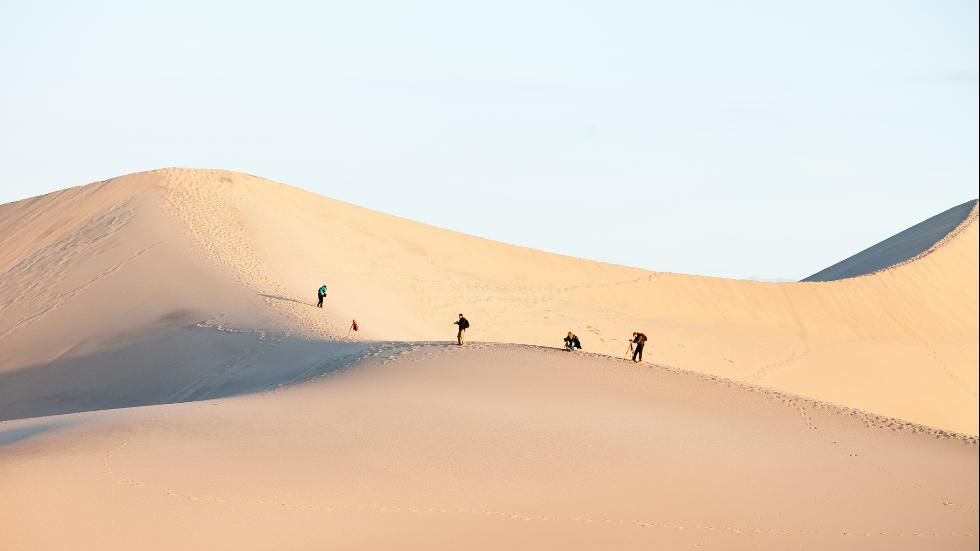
xmin=804 ymin=199 xmax=978 ymax=282
xmin=0 ymin=169 xmax=977 ymax=434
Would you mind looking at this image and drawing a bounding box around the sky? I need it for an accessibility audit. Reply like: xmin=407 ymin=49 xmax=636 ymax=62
xmin=1 ymin=0 xmax=977 ymax=280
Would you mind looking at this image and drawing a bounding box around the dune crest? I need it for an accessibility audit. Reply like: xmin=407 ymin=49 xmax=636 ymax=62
xmin=803 ymin=199 xmax=978 ymax=282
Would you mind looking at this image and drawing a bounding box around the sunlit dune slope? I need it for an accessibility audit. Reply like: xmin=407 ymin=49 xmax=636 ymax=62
xmin=0 ymin=168 xmax=976 ymax=433
xmin=1 ymin=344 xmax=976 ymax=551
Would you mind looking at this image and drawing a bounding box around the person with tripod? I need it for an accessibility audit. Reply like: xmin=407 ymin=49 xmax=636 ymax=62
xmin=628 ymin=331 xmax=647 ymax=363
xmin=454 ymin=314 xmax=470 ymax=345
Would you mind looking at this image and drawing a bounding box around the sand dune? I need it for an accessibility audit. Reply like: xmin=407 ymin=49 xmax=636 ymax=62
xmin=0 ymin=173 xmax=362 ymax=421
xmin=1 ymin=168 xmax=977 ymax=549
xmin=804 ymin=199 xmax=978 ymax=281
xmin=2 ymin=344 xmax=977 ymax=550
xmin=1 ymin=169 xmax=976 ymax=432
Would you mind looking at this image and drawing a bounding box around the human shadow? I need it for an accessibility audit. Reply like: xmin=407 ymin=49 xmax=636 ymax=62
xmin=258 ymin=294 xmax=316 ymax=307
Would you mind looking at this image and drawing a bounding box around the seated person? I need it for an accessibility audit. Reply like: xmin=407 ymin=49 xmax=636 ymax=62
xmin=564 ymin=331 xmax=582 ymax=351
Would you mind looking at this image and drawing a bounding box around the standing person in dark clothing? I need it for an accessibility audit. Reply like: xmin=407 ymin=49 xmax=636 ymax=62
xmin=316 ymin=284 xmax=328 ymax=308
xmin=631 ymin=331 xmax=647 ymax=363
xmin=454 ymin=314 xmax=469 ymax=345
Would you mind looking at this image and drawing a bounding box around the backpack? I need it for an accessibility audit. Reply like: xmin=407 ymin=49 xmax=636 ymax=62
xmin=637 ymin=333 xmax=647 ymax=342
xmin=460 ymin=318 xmax=470 ymax=330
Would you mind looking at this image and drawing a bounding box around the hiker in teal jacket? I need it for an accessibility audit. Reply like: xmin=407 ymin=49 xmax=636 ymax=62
xmin=317 ymin=285 xmax=328 ymax=308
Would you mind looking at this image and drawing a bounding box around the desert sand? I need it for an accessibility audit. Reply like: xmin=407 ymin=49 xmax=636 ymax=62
xmin=1 ymin=169 xmax=977 ymax=550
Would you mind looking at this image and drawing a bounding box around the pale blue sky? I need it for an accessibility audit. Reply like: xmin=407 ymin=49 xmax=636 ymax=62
xmin=1 ymin=1 xmax=976 ymax=279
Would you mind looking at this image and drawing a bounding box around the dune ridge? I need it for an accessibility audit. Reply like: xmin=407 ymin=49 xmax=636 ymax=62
xmin=804 ymin=198 xmax=978 ymax=282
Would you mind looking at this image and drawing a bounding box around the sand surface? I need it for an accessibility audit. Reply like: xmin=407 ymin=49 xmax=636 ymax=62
xmin=1 ymin=169 xmax=977 ymax=549
xmin=2 ymin=344 xmax=977 ymax=550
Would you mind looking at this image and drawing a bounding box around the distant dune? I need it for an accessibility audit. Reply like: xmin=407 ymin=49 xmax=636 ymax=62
xmin=803 ymin=199 xmax=978 ymax=282
xmin=1 ymin=169 xmax=977 ymax=549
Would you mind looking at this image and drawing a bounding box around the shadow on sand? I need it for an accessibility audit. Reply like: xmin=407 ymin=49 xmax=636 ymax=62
xmin=0 ymin=322 xmax=370 ymax=423
xmin=0 ymin=421 xmax=73 ymax=448
xmin=258 ymin=294 xmax=316 ymax=307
